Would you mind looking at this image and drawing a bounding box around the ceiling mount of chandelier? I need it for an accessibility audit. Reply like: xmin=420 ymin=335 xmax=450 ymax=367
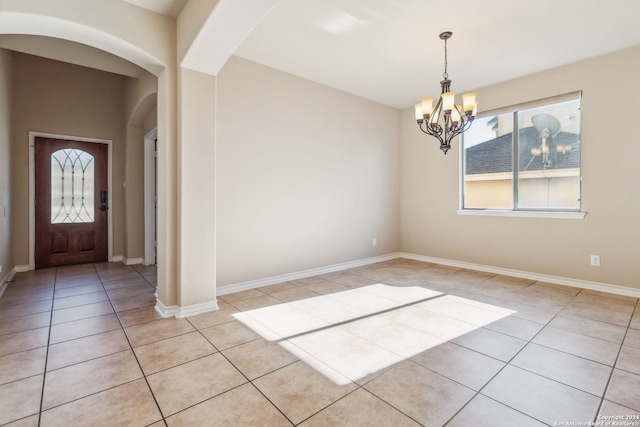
xmin=414 ymin=31 xmax=478 ymax=154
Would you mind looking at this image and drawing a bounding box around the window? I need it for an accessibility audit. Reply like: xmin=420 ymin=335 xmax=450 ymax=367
xmin=51 ymin=148 xmax=95 ymax=223
xmin=461 ymin=92 xmax=582 ymax=215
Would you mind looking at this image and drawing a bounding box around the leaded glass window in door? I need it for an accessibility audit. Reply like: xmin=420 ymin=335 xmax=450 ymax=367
xmin=51 ymin=148 xmax=95 ymax=223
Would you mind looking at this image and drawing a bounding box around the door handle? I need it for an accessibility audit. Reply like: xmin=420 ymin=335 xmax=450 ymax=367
xmin=100 ymin=205 xmax=108 ymax=211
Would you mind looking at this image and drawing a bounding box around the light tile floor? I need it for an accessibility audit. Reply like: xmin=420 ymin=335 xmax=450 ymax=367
xmin=1 ymin=259 xmax=639 ymax=426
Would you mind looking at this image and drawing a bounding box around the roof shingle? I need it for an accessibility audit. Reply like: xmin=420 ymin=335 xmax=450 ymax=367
xmin=465 ymin=127 xmax=580 ymax=175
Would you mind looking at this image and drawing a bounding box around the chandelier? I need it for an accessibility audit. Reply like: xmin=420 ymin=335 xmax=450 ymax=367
xmin=414 ymin=31 xmax=477 ymax=154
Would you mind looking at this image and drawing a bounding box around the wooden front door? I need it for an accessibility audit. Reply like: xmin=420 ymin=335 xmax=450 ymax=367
xmin=35 ymin=137 xmax=108 ymax=268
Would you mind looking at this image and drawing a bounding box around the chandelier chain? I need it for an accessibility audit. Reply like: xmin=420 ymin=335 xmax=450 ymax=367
xmin=443 ymin=37 xmax=448 ymax=80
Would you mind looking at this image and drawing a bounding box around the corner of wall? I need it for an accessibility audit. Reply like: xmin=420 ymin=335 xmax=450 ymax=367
xmin=0 ymin=48 xmax=14 ymax=277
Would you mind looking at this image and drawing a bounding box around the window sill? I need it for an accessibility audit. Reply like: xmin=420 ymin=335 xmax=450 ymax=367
xmin=456 ymin=209 xmax=586 ymax=219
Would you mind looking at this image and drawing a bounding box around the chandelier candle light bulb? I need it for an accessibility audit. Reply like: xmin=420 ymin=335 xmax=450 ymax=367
xmin=463 ymin=93 xmax=477 ymax=113
xmin=420 ymin=97 xmax=434 ymax=116
xmin=450 ymin=106 xmax=461 ymax=124
xmin=441 ymin=92 xmax=456 ymax=112
xmin=415 ymin=31 xmax=478 ymax=154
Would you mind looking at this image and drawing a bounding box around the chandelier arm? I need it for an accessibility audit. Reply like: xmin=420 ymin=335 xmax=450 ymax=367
xmin=432 ymin=96 xmax=444 ymax=115
xmin=430 ymin=124 xmax=443 ymax=136
xmin=443 ymin=114 xmax=451 ymax=142
xmin=444 ymin=116 xmax=474 ymax=146
xmin=418 ymin=119 xmax=444 ymax=138
xmin=428 ymin=97 xmax=445 ymax=134
xmin=418 ymin=120 xmax=443 ymax=140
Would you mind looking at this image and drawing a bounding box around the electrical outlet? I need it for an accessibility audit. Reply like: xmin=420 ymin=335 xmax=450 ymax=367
xmin=590 ymin=255 xmax=600 ymax=267
xmin=372 ymin=238 xmax=377 ymax=246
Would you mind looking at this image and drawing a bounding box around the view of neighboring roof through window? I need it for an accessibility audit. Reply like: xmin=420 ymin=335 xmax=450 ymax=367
xmin=460 ymin=92 xmax=582 ymax=217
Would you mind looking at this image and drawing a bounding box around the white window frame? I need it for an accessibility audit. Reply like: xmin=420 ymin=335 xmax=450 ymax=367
xmin=458 ymin=91 xmax=586 ymax=219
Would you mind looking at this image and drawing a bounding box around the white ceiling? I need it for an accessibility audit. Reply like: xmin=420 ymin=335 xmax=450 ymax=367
xmin=9 ymin=0 xmax=640 ymax=110
xmin=233 ymin=0 xmax=640 ymax=109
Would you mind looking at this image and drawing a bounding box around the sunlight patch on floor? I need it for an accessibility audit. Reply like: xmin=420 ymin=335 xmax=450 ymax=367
xmin=233 ymin=284 xmax=515 ymax=385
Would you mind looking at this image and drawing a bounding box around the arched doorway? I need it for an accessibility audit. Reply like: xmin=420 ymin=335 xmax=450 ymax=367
xmin=0 ymin=4 xmax=175 ymax=310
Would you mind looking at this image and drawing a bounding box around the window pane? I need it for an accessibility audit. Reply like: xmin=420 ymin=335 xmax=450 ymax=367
xmin=463 ymin=113 xmax=514 ymax=209
xmin=517 ymin=100 xmax=581 ymax=209
xmin=51 ymin=149 xmax=95 ymax=223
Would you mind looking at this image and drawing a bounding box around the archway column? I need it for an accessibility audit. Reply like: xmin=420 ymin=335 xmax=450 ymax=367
xmin=154 ymin=66 xmax=179 ymax=313
xmin=172 ymin=66 xmax=217 ymax=317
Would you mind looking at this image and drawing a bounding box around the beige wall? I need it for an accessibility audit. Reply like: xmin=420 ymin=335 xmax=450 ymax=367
xmin=177 ymin=67 xmax=217 ymax=306
xmin=0 ymin=49 xmax=13 ymax=277
xmin=216 ymin=57 xmax=401 ymax=286
xmin=123 ymin=125 xmax=145 ymax=261
xmin=400 ymin=46 xmax=640 ymax=289
xmin=143 ymin=106 xmax=157 ymax=136
xmin=124 ymin=73 xmax=158 ymax=262
xmin=12 ymin=53 xmax=127 ymax=265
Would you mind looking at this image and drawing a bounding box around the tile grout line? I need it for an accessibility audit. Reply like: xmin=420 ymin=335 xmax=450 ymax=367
xmin=34 ymin=265 xmax=159 ymax=424
xmin=182 ymin=315 xmax=298 ymax=425
xmin=220 ymin=281 xmax=400 ymax=424
xmin=442 ymin=280 xmax=588 ymax=426
xmin=593 ymin=297 xmax=640 ymax=421
xmin=222 ymin=273 xmax=540 ymax=426
xmin=520 ymin=289 xmax=638 ymax=406
xmin=474 ymin=286 xmax=635 ymax=423
xmin=343 ymin=362 xmax=428 ymax=427
xmin=192 ymin=279 xmax=419 ymax=426
xmin=97 ymin=265 xmax=169 ymax=427
xmin=36 ymin=268 xmax=58 ymax=427
xmin=219 ymin=276 xmax=433 ymax=425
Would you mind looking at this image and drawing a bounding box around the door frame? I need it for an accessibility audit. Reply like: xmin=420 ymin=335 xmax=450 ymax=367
xmin=144 ymin=127 xmax=157 ymax=266
xmin=29 ymin=131 xmax=113 ymax=270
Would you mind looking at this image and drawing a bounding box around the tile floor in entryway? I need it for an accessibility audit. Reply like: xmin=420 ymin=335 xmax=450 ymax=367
xmin=0 ymin=259 xmax=639 ymax=426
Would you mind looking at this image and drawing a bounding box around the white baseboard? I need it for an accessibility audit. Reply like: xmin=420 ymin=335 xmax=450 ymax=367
xmin=154 ymin=298 xmax=219 ymax=319
xmin=15 ymin=265 xmax=29 ymax=273
xmin=399 ymin=252 xmax=640 ymax=299
xmin=0 ymin=267 xmax=17 ymax=299
xmin=217 ymin=253 xmax=401 ymax=296
xmin=217 ymin=251 xmax=640 ymax=300
xmin=175 ymin=300 xmax=219 ymax=319
xmin=155 ymin=299 xmax=178 ymax=318
xmin=14 ymin=258 xmax=139 ymax=271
